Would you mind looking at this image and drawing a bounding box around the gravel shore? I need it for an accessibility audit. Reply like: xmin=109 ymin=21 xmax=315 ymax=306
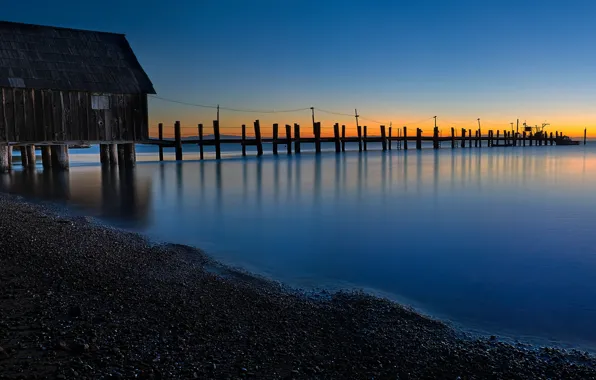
xmin=1 ymin=195 xmax=595 ymax=379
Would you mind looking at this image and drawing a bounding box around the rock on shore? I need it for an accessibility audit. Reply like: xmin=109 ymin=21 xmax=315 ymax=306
xmin=0 ymin=195 xmax=595 ymax=379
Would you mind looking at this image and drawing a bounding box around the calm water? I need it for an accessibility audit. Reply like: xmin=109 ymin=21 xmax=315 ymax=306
xmin=4 ymin=143 xmax=596 ymax=349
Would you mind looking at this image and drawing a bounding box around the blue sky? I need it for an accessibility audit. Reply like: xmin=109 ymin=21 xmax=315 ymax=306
xmin=5 ymin=0 xmax=596 ymax=135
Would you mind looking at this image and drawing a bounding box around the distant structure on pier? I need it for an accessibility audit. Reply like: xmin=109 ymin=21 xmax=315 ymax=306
xmin=0 ymin=21 xmax=156 ymax=171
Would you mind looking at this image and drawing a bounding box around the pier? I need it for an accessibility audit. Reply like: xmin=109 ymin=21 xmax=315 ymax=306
xmin=146 ymin=120 xmax=582 ymax=161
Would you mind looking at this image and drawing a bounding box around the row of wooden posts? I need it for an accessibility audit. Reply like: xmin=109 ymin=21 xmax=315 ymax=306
xmin=155 ymin=120 xmax=570 ymax=160
xmin=0 ymin=142 xmax=138 ymax=173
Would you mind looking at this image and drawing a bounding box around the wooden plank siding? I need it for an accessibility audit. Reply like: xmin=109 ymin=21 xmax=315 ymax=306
xmin=0 ymin=88 xmax=148 ymax=144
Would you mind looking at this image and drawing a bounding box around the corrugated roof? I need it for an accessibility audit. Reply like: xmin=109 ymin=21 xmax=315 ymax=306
xmin=0 ymin=21 xmax=155 ymax=94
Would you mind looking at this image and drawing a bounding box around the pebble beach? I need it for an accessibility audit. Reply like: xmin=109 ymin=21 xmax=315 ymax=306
xmin=1 ymin=194 xmax=596 ymax=379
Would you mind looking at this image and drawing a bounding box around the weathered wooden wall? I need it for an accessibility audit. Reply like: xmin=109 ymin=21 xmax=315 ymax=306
xmin=0 ymin=88 xmax=148 ymax=143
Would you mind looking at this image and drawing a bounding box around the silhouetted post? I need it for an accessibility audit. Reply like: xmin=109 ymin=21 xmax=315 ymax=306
xmin=474 ymin=131 xmax=478 ymax=147
xmin=117 ymin=144 xmax=125 ymax=165
xmin=41 ymin=146 xmax=52 ymax=169
xmin=381 ymin=125 xmax=387 ymax=151
xmin=341 ymin=125 xmax=346 ymax=152
xmin=513 ymin=130 xmax=517 ymax=146
xmin=158 ymin=123 xmax=164 ymax=161
xmin=468 ymin=129 xmax=472 ymax=148
xmin=363 ymin=126 xmax=368 ymax=151
xmin=0 ymin=145 xmax=8 ymax=173
xmin=285 ymin=124 xmax=292 ymax=155
xmin=50 ymin=145 xmax=69 ymax=170
xmin=416 ymin=128 xmax=422 ymax=150
xmin=357 ymin=125 xmax=362 ymax=151
xmin=213 ymin=120 xmax=221 ymax=159
xmin=584 ymin=128 xmax=587 ymax=145
xmin=7 ymin=146 xmax=11 ymax=170
xmin=388 ymin=127 xmax=392 ymax=150
xmin=241 ymin=124 xmax=246 ymax=156
xmin=333 ymin=123 xmax=341 ymax=153
xmin=100 ymin=144 xmax=109 ymax=165
xmin=461 ymin=128 xmax=466 ymax=148
xmin=550 ymin=132 xmax=553 ymax=145
xmin=433 ymin=127 xmax=438 ymax=149
xmin=496 ymin=130 xmax=500 ymax=146
xmin=108 ymin=144 xmax=117 ymax=166
xmin=314 ymin=122 xmax=321 ymax=153
xmin=174 ymin=121 xmax=183 ymax=161
xmin=199 ymin=124 xmax=204 ymax=159
xmin=19 ymin=146 xmax=27 ymax=167
xmin=272 ymin=123 xmax=279 ymax=155
xmin=523 ymin=131 xmax=526 ymax=146
xmin=477 ymin=118 xmax=482 ymax=148
xmin=403 ymin=126 xmax=408 ymax=150
xmin=123 ymin=143 xmax=136 ymax=167
xmin=451 ymin=127 xmax=455 ymax=148
xmin=294 ymin=123 xmax=301 ymax=153
xmin=254 ymin=120 xmax=263 ymax=156
xmin=529 ymin=132 xmax=533 ymax=146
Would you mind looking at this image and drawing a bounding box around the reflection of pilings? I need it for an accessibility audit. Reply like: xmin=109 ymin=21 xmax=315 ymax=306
xmin=123 ymin=143 xmax=136 ymax=168
xmin=175 ymin=163 xmax=183 ymax=203
xmin=100 ymin=144 xmax=110 ymax=165
xmin=274 ymin=158 xmax=280 ymax=204
xmin=314 ymin=156 xmax=322 ymax=204
xmin=215 ymin=161 xmax=223 ymax=209
xmin=256 ymin=159 xmax=262 ymax=206
xmin=286 ymin=157 xmax=293 ymax=203
xmin=7 ymin=146 xmax=11 ymax=171
xmin=109 ymin=144 xmax=118 ymax=166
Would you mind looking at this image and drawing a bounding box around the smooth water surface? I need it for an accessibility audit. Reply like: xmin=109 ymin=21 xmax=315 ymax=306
xmin=4 ymin=144 xmax=596 ymax=349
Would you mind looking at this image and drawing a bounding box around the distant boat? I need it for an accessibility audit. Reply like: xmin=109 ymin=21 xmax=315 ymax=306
xmin=555 ymin=135 xmax=579 ymax=146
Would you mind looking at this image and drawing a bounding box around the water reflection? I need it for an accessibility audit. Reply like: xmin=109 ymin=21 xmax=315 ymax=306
xmin=5 ymin=146 xmax=596 ymax=349
xmin=0 ymin=167 xmax=152 ymax=226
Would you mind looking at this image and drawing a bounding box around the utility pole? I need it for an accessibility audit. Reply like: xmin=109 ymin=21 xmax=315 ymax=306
xmin=433 ymin=116 xmax=437 ymax=129
xmin=516 ymin=119 xmax=519 ymax=134
xmin=510 ymin=122 xmax=514 ymax=132
xmin=310 ymin=107 xmax=315 ymax=129
xmin=217 ymin=104 xmax=220 ymax=126
xmin=354 ymin=108 xmax=360 ymax=130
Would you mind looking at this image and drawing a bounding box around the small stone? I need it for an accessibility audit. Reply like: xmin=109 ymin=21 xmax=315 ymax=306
xmin=489 ymin=335 xmax=496 ymax=341
xmin=68 ymin=305 xmax=82 ymax=318
xmin=0 ymin=346 xmax=7 ymax=357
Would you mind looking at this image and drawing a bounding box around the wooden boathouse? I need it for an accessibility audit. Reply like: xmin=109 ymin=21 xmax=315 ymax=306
xmin=0 ymin=21 xmax=155 ymax=172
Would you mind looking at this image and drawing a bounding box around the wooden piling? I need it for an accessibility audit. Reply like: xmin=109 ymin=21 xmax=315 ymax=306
xmin=100 ymin=144 xmax=109 ymax=165
xmin=213 ymin=120 xmax=221 ymax=159
xmin=461 ymin=128 xmax=466 ymax=148
xmin=584 ymin=128 xmax=587 ymax=145
xmin=550 ymin=132 xmax=553 ymax=146
xmin=294 ymin=123 xmax=301 ymax=153
xmin=523 ymin=131 xmax=526 ymax=146
xmin=26 ymin=145 xmax=35 ymax=168
xmin=468 ymin=129 xmax=472 ymax=148
xmin=158 ymin=123 xmax=164 ymax=161
xmin=416 ymin=128 xmax=422 ymax=150
xmin=198 ymin=124 xmax=204 ymax=160
xmin=123 ymin=143 xmax=136 ymax=167
xmin=451 ymin=127 xmax=455 ymax=148
xmin=254 ymin=120 xmax=263 ymax=156
xmin=357 ymin=126 xmax=362 ymax=151
xmin=363 ymin=126 xmax=368 ymax=151
xmin=272 ymin=123 xmax=279 ymax=155
xmin=513 ymin=131 xmax=517 ymax=147
xmin=241 ymin=124 xmax=246 ymax=157
xmin=117 ymin=144 xmax=125 ymax=165
xmin=285 ymin=124 xmax=292 ymax=155
xmin=496 ymin=130 xmax=500 ymax=146
xmin=7 ymin=146 xmax=11 ymax=170
xmin=41 ymin=145 xmax=52 ymax=169
xmin=174 ymin=120 xmax=183 ymax=161
xmin=388 ymin=127 xmax=392 ymax=150
xmin=314 ymin=122 xmax=321 ymax=153
xmin=108 ymin=144 xmax=118 ymax=166
xmin=0 ymin=145 xmax=9 ymax=173
xmin=529 ymin=132 xmax=533 ymax=146
xmin=475 ymin=131 xmax=478 ymax=147
xmin=403 ymin=126 xmax=408 ymax=150
xmin=19 ymin=146 xmax=27 ymax=167
xmin=433 ymin=127 xmax=439 ymax=149
xmin=50 ymin=145 xmax=69 ymax=170
xmin=333 ymin=123 xmax=341 ymax=153
xmin=381 ymin=125 xmax=387 ymax=151
xmin=341 ymin=125 xmax=346 ymax=152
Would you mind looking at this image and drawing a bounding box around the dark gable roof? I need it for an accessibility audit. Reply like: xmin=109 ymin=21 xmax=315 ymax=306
xmin=0 ymin=21 xmax=156 ymax=94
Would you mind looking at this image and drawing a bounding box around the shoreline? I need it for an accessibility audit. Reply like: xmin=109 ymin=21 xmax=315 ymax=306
xmin=1 ymin=194 xmax=596 ymax=378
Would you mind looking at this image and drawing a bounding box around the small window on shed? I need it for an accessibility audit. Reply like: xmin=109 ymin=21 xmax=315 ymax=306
xmin=91 ymin=94 xmax=110 ymax=110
